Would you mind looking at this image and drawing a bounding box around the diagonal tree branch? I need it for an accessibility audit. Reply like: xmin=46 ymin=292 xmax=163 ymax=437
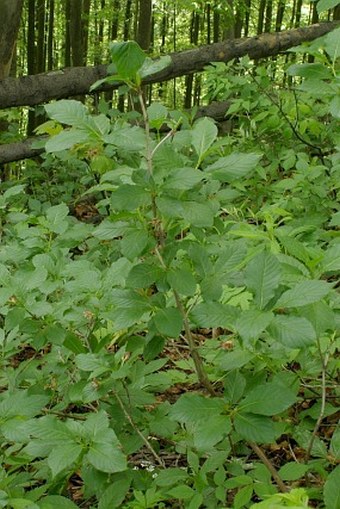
xmin=0 ymin=22 xmax=337 ymax=110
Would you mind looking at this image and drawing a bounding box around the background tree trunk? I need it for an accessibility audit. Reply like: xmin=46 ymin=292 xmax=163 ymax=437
xmin=0 ymin=0 xmax=24 ymax=80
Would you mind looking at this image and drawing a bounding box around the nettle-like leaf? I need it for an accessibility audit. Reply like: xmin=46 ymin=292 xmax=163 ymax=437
xmin=169 ymin=393 xmax=225 ymax=423
xmin=324 ymin=465 xmax=340 ymax=509
xmin=153 ymin=307 xmax=183 ymax=337
xmin=39 ymin=495 xmax=79 ymax=509
xmin=269 ymin=315 xmax=316 ymax=348
xmin=235 ymin=310 xmax=273 ymax=343
xmin=275 ymin=280 xmax=332 ymax=309
xmin=205 ymin=152 xmax=261 ymax=181
xmin=240 ymin=382 xmax=297 ymax=416
xmin=317 ymin=0 xmax=340 ymax=13
xmin=245 ymin=251 xmax=281 ymax=310
xmin=45 ymin=203 xmax=69 ymax=234
xmin=45 ymin=100 xmax=87 ymax=126
xmin=147 ymin=102 xmax=168 ymax=130
xmin=110 ymin=41 xmax=146 ymax=80
xmin=45 ymin=129 xmax=89 ymax=153
xmin=192 ymin=117 xmax=218 ymax=163
xmin=234 ymin=413 xmax=276 ymax=443
xmin=320 ymin=243 xmax=340 ymax=273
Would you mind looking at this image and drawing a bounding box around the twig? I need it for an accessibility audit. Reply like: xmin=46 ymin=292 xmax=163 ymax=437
xmin=113 ymin=389 xmax=165 ymax=468
xmin=249 ymin=441 xmax=288 ymax=493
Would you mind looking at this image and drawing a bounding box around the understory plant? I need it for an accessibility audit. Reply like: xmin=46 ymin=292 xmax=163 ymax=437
xmin=0 ymin=40 xmax=339 ymax=509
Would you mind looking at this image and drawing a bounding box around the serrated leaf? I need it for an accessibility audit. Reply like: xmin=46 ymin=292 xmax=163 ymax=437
xmin=321 ymin=244 xmax=340 ymax=273
xmin=190 ymin=301 xmax=238 ymax=328
xmin=140 ymin=55 xmax=171 ymax=78
xmin=269 ymin=315 xmax=316 ymax=348
xmin=169 ymin=393 xmax=224 ymax=424
xmin=154 ymin=307 xmax=183 ymax=337
xmin=206 ymin=152 xmax=261 ymax=181
xmin=330 ymin=427 xmax=340 ymax=460
xmin=87 ymin=437 xmax=127 ymax=473
xmin=245 ymin=252 xmax=281 ymax=310
xmin=234 ymin=413 xmax=276 ymax=443
xmin=324 ymin=27 xmax=340 ymax=60
xmin=278 ymin=462 xmax=309 ymax=481
xmin=163 ymin=167 xmax=204 ymax=190
xmin=192 ymin=415 xmax=231 ymax=450
xmin=98 ymin=478 xmax=131 ymax=509
xmin=45 ymin=203 xmax=69 ymax=233
xmin=127 ymin=262 xmax=162 ymax=288
xmin=167 ymin=265 xmax=196 ymax=296
xmin=121 ymin=228 xmax=149 ymax=260
xmin=241 ymin=382 xmax=297 ymax=416
xmin=324 ymin=465 xmax=340 ymax=509
xmin=234 ymin=484 xmax=253 ymax=509
xmin=235 ymin=310 xmax=273 ymax=343
xmin=287 ymin=63 xmax=333 ymax=80
xmin=110 ymin=41 xmax=146 ymax=80
xmin=45 ymin=129 xmax=89 ymax=152
xmin=181 ymin=201 xmax=214 ymax=227
xmin=45 ymin=100 xmax=87 ymax=125
xmin=47 ymin=443 xmax=82 ymax=478
xmin=192 ymin=117 xmax=218 ymax=161
xmin=155 ymin=468 xmax=189 ymax=487
xmin=112 ymin=184 xmax=149 ymax=211
xmin=275 ymin=280 xmax=331 ymax=309
xmin=219 ymin=350 xmax=254 ymax=371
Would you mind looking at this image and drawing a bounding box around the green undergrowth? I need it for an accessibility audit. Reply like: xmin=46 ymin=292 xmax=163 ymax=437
xmin=0 ymin=35 xmax=339 ymax=509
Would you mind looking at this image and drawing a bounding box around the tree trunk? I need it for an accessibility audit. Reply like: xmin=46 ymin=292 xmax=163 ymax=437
xmin=0 ymin=0 xmax=24 ymax=80
xmin=37 ymin=0 xmax=46 ymax=73
xmin=65 ymin=0 xmax=71 ymax=67
xmin=82 ymin=0 xmax=91 ymax=64
xmin=275 ymin=0 xmax=285 ymax=32
xmin=47 ymin=0 xmax=55 ymax=70
xmin=257 ymin=0 xmax=266 ymax=35
xmin=264 ymin=0 xmax=272 ymax=33
xmin=136 ymin=0 xmax=152 ymax=51
xmin=244 ymin=0 xmax=251 ymax=36
xmin=70 ymin=0 xmax=84 ymax=66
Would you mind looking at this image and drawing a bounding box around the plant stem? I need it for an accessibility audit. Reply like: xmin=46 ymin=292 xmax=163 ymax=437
xmin=249 ymin=441 xmax=288 ymax=492
xmin=113 ymin=389 xmax=165 ymax=468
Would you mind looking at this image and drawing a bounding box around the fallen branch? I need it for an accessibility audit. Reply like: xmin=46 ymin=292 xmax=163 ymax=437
xmin=0 ymin=22 xmax=337 ymax=110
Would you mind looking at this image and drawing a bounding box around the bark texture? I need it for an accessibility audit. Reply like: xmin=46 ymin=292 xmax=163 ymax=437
xmin=0 ymin=22 xmax=337 ymax=110
xmin=0 ymin=0 xmax=24 ymax=79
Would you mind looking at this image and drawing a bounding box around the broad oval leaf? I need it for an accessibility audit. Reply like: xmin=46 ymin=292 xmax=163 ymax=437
xmin=324 ymin=465 xmax=340 ymax=509
xmin=245 ymin=251 xmax=281 ymax=310
xmin=241 ymin=382 xmax=297 ymax=416
xmin=275 ymin=280 xmax=332 ymax=309
xmin=45 ymin=99 xmax=87 ymax=125
xmin=234 ymin=412 xmax=276 ymax=443
xmin=154 ymin=307 xmax=183 ymax=337
xmin=269 ymin=315 xmax=316 ymax=348
xmin=206 ymin=152 xmax=261 ymax=181
xmin=192 ymin=117 xmax=218 ymax=160
xmin=169 ymin=393 xmax=224 ymax=424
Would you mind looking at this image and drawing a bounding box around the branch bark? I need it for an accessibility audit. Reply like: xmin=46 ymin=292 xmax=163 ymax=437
xmin=0 ymin=22 xmax=337 ymax=110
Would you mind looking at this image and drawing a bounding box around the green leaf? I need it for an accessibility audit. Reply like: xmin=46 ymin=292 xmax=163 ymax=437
xmin=192 ymin=117 xmax=218 ymax=161
xmin=275 ymin=280 xmax=331 ymax=309
xmin=320 ymin=244 xmax=340 ymax=273
xmin=219 ymin=350 xmax=254 ymax=371
xmin=330 ymin=96 xmax=340 ymax=119
xmin=110 ymin=41 xmax=146 ymax=80
xmin=153 ymin=307 xmax=183 ymax=337
xmin=147 ymin=102 xmax=168 ymax=130
xmin=330 ymin=426 xmax=340 ymax=460
xmin=45 ymin=100 xmax=87 ymax=125
xmin=167 ymin=485 xmax=195 ymax=500
xmin=224 ymin=371 xmax=246 ymax=404
xmin=181 ymin=201 xmax=215 ymax=227
xmin=127 ymin=262 xmax=163 ymax=288
xmin=47 ymin=443 xmax=82 ymax=478
xmin=121 ymin=228 xmax=149 ymax=260
xmin=235 ymin=310 xmax=273 ymax=343
xmin=87 ymin=436 xmax=127 ymax=473
xmin=324 ymin=27 xmax=340 ymax=60
xmin=140 ymin=55 xmax=171 ymax=78
xmin=169 ymin=393 xmax=224 ymax=423
xmin=45 ymin=129 xmax=88 ymax=152
xmin=162 ymin=167 xmax=204 ymax=191
xmin=38 ymin=495 xmax=79 ymax=509
xmin=234 ymin=484 xmax=253 ymax=509
xmin=317 ymin=0 xmax=340 ymax=13
xmin=192 ymin=415 xmax=231 ymax=450
xmin=324 ymin=465 xmax=340 ymax=509
xmin=167 ymin=265 xmax=196 ymax=296
xmin=269 ymin=315 xmax=316 ymax=348
xmin=155 ymin=468 xmax=189 ymax=487
xmin=278 ymin=462 xmax=309 ymax=481
xmin=112 ymin=184 xmax=149 ymax=211
xmin=190 ymin=302 xmax=238 ymax=328
xmin=287 ymin=63 xmax=333 ymax=80
xmin=45 ymin=203 xmax=69 ymax=233
xmin=98 ymin=478 xmax=131 ymax=509
xmin=234 ymin=413 xmax=276 ymax=443
xmin=245 ymin=252 xmax=281 ymax=310
xmin=206 ymin=153 xmax=261 ymax=181
xmin=241 ymin=382 xmax=297 ymax=416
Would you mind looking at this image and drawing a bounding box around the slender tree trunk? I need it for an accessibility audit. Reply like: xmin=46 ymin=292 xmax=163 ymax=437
xmin=213 ymin=1 xmax=220 ymax=42
xmin=36 ymin=0 xmax=46 ymax=73
xmin=136 ymin=0 xmax=152 ymax=50
xmin=295 ymin=0 xmax=303 ymax=27
xmin=70 ymin=0 xmax=84 ymax=66
xmin=123 ymin=0 xmax=133 ymax=40
xmin=27 ymin=0 xmax=35 ymax=75
xmin=275 ymin=0 xmax=285 ymax=32
xmin=47 ymin=0 xmax=55 ymax=70
xmin=111 ymin=0 xmax=120 ymax=40
xmin=334 ymin=4 xmax=340 ymax=19
xmin=65 ymin=0 xmax=71 ymax=67
xmin=0 ymin=0 xmax=24 ymax=80
xmin=184 ymin=10 xmax=200 ymax=109
xmin=244 ymin=0 xmax=251 ymax=36
xmin=82 ymin=0 xmax=91 ymax=64
xmin=223 ymin=0 xmax=235 ymax=39
xmin=264 ymin=0 xmax=272 ymax=32
xmin=257 ymin=0 xmax=266 ymax=34
xmin=206 ymin=2 xmax=211 ymax=44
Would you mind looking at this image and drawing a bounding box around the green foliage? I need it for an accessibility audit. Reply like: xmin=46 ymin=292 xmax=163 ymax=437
xmin=0 ymin=40 xmax=339 ymax=509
